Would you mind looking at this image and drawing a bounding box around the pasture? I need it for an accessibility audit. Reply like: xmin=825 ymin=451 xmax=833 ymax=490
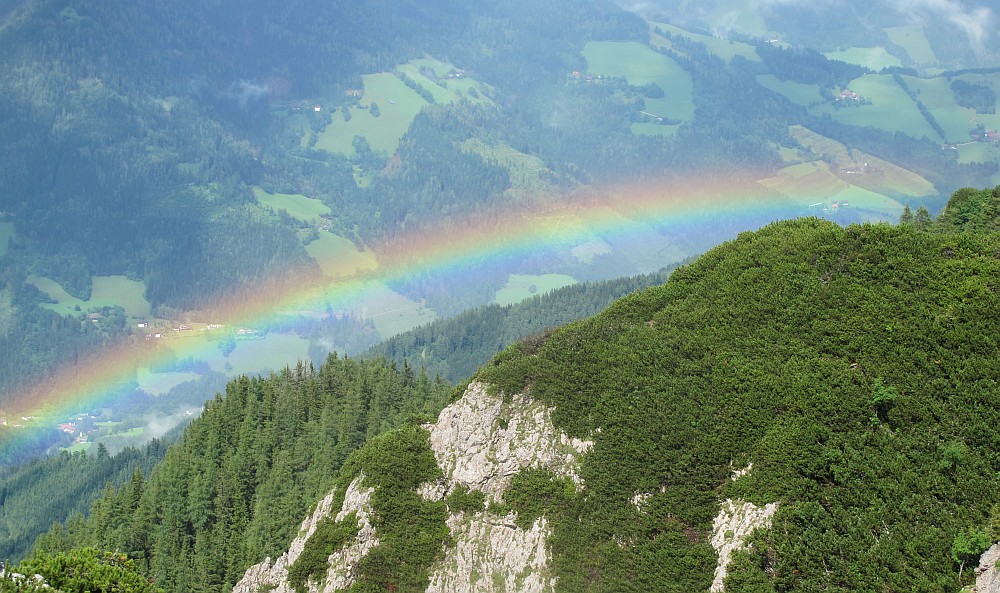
xmin=136 ymin=368 xmax=201 ymax=396
xmin=30 ymin=275 xmax=151 ymax=318
xmin=198 ymin=332 xmax=312 ymax=376
xmin=460 ymin=138 xmax=553 ymax=192
xmin=582 ymin=41 xmax=695 ymax=131
xmin=396 ymin=58 xmax=494 ymax=107
xmin=757 ymin=161 xmax=905 ymax=221
xmin=900 ymin=75 xmax=972 ymax=143
xmin=0 ymin=222 xmax=13 ymax=257
xmin=253 ymin=187 xmax=331 ymax=222
xmin=305 ymin=231 xmax=379 ymax=278
xmin=953 ymin=72 xmax=1000 ymax=131
xmin=957 ymin=142 xmax=1000 ymax=167
xmin=789 ymin=125 xmax=937 ymax=198
xmin=649 ymin=21 xmax=759 ymax=62
xmin=884 ymin=26 xmax=937 ymax=66
xmin=314 ymin=73 xmax=427 ymax=156
xmin=823 ymin=47 xmax=902 ymax=71
xmin=810 ymin=74 xmax=940 ymax=141
xmin=756 ymin=75 xmax=825 ymax=107
xmin=494 ymin=274 xmax=578 ymax=306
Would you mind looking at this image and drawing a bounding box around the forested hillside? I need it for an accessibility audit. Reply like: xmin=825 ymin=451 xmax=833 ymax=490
xmin=27 ymin=186 xmax=1000 ymax=592
xmin=34 ymin=356 xmax=452 ymax=591
xmin=367 ymin=269 xmax=675 ymax=382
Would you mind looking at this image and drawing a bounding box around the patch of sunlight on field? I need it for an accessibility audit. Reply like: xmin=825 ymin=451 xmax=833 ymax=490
xmin=824 ymin=47 xmax=902 ymax=71
xmin=649 ymin=21 xmax=759 ymax=62
xmin=884 ymin=25 xmax=937 ymax=65
xmin=756 ymin=75 xmax=825 ymax=107
xmin=583 ymin=41 xmax=695 ymax=125
xmin=494 ymin=274 xmax=578 ymax=307
xmin=306 ymin=231 xmax=378 ymax=278
xmin=253 ymin=187 xmax=331 ymax=221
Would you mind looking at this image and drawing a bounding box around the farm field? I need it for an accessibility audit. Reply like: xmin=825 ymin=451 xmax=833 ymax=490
xmin=810 ymin=74 xmax=939 ymax=141
xmin=194 ymin=332 xmax=312 ymax=376
xmin=900 ymin=75 xmax=971 ymax=143
xmin=953 ymin=73 xmax=1000 ymax=131
xmin=649 ymin=21 xmax=759 ymax=62
xmin=344 ymin=282 xmax=435 ymax=339
xmin=493 ymin=274 xmax=578 ymax=306
xmin=312 ymin=58 xmax=492 ymax=158
xmin=789 ymin=125 xmax=937 ymax=198
xmin=582 ymin=41 xmax=695 ymax=134
xmin=136 ymin=368 xmax=200 ymax=396
xmin=756 ymin=75 xmax=825 ymax=107
xmin=306 ymin=231 xmax=378 ymax=278
xmin=0 ymin=222 xmax=13 ymax=257
xmin=884 ymin=25 xmax=937 ymax=65
xmin=253 ymin=188 xmax=331 ymax=221
xmin=30 ymin=275 xmax=151 ymax=319
xmin=460 ymin=138 xmax=557 ymax=193
xmin=957 ymin=142 xmax=1000 ymax=167
xmin=757 ymin=161 xmax=905 ymax=221
xmin=823 ymin=46 xmax=902 ymax=71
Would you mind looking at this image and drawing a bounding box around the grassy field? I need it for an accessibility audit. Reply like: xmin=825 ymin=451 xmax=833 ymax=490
xmin=789 ymin=125 xmax=937 ymax=198
xmin=757 ymin=161 xmax=905 ymax=221
xmin=312 ymin=58 xmax=492 ymax=158
xmin=957 ymin=142 xmax=1000 ymax=166
xmin=756 ymin=75 xmax=825 ymax=107
xmin=649 ymin=21 xmax=759 ymax=62
xmin=582 ymin=41 xmax=695 ymax=132
xmin=305 ymin=231 xmax=378 ymax=278
xmin=253 ymin=187 xmax=331 ymax=221
xmin=823 ymin=46 xmax=902 ymax=71
xmin=0 ymin=222 xmax=13 ymax=257
xmin=347 ymin=282 xmax=435 ymax=339
xmin=194 ymin=332 xmax=313 ymax=376
xmin=884 ymin=25 xmax=937 ymax=66
xmin=954 ymin=73 xmax=1000 ymax=132
xmin=30 ymin=275 xmax=152 ymax=318
xmin=810 ymin=74 xmax=940 ymax=141
xmin=396 ymin=58 xmax=494 ymax=107
xmin=900 ymin=75 xmax=972 ymax=143
xmin=494 ymin=274 xmax=578 ymax=306
xmin=460 ymin=138 xmax=553 ymax=192
xmin=136 ymin=368 xmax=201 ymax=396
xmin=313 ymin=73 xmax=427 ymax=156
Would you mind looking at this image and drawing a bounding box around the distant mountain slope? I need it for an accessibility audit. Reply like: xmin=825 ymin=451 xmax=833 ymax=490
xmin=221 ymin=187 xmax=998 ymax=592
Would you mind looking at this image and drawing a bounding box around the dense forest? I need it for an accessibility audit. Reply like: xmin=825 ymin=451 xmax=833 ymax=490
xmin=17 ymin=186 xmax=998 ymax=592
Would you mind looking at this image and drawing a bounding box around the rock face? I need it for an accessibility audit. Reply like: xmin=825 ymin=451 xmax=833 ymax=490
xmin=976 ymin=543 xmax=1000 ymax=593
xmin=232 ymin=476 xmax=375 ymax=593
xmin=709 ymin=499 xmax=779 ymax=593
xmin=234 ymin=381 xmax=591 ymax=593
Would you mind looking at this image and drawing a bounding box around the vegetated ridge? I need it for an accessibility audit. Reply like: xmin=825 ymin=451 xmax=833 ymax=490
xmin=22 ymin=186 xmax=998 ymax=592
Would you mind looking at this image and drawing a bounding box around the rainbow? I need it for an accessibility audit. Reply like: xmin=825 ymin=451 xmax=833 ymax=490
xmin=0 ymin=173 xmax=888 ymax=446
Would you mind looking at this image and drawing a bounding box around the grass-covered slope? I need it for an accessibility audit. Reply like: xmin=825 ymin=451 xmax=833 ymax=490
xmin=475 ymin=192 xmax=1000 ymax=591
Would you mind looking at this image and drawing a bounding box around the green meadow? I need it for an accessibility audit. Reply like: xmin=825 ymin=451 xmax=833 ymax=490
xmin=810 ymin=74 xmax=940 ymax=141
xmin=253 ymin=187 xmax=331 ymax=221
xmin=582 ymin=41 xmax=694 ymax=134
xmin=0 ymin=222 xmax=14 ymax=257
xmin=823 ymin=46 xmax=902 ymax=71
xmin=900 ymin=75 xmax=972 ymax=143
xmin=953 ymin=73 xmax=1000 ymax=132
xmin=758 ymin=161 xmax=905 ymax=221
xmin=348 ymin=282 xmax=435 ymax=339
xmin=305 ymin=231 xmax=378 ymax=278
xmin=29 ymin=275 xmax=152 ymax=318
xmin=494 ymin=274 xmax=578 ymax=306
xmin=957 ymin=143 xmax=1000 ymax=171
xmin=756 ymin=75 xmax=826 ymax=107
xmin=312 ymin=58 xmax=492 ymax=158
xmin=195 ymin=332 xmax=312 ymax=376
xmin=884 ymin=25 xmax=937 ymax=65
xmin=460 ymin=138 xmax=554 ymax=193
xmin=136 ymin=368 xmax=201 ymax=396
xmin=649 ymin=21 xmax=759 ymax=62
xmin=789 ymin=125 xmax=937 ymax=198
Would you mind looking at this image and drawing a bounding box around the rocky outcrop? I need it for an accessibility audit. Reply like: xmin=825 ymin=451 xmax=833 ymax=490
xmin=234 ymin=382 xmax=591 ymax=593
xmin=419 ymin=382 xmax=592 ymax=503
xmin=709 ymin=499 xmax=778 ymax=593
xmin=976 ymin=543 xmax=1000 ymax=593
xmin=232 ymin=476 xmax=375 ymax=593
xmin=425 ymin=513 xmax=555 ymax=593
